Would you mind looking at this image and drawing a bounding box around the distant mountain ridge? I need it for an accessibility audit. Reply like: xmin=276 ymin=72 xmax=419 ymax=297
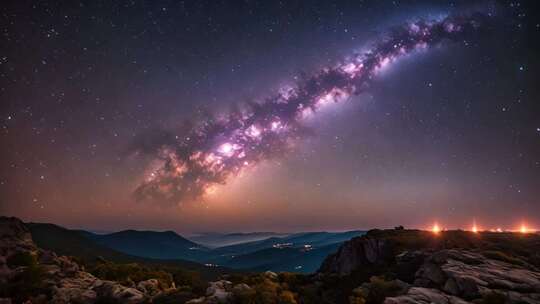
xmin=204 ymin=230 xmax=364 ymax=272
xmin=188 ymin=232 xmax=290 ymax=248
xmin=28 ymin=222 xmax=365 ymax=273
xmin=209 ymin=230 xmax=363 ymax=257
xmin=26 ymin=222 xmax=229 ymax=279
xmin=87 ymin=229 xmax=208 ymax=261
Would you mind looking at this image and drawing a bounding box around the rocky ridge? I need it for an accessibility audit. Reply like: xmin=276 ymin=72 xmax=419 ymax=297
xmin=320 ymin=229 xmax=540 ymax=304
xmin=0 ymin=217 xmax=154 ymax=303
xmin=0 ymin=217 xmax=271 ymax=304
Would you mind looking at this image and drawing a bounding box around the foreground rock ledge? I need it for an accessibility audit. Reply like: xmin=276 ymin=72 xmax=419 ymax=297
xmin=0 ymin=216 xmax=147 ymax=303
xmin=320 ymin=229 xmax=540 ymax=304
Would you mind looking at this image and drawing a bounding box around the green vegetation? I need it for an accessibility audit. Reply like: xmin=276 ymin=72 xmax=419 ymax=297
xmin=88 ymin=260 xmax=174 ymax=288
xmin=12 ymin=225 xmax=540 ymax=304
xmin=349 ymin=276 xmax=404 ymax=304
xmin=6 ymin=251 xmax=38 ymax=267
xmin=27 ymin=222 xmax=229 ymax=280
xmin=171 ymin=268 xmax=207 ymax=294
xmin=152 ymin=287 xmax=199 ymax=304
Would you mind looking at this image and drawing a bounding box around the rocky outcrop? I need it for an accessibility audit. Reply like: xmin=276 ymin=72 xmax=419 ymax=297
xmin=319 ymin=231 xmax=394 ymax=275
xmin=412 ymin=249 xmax=540 ymax=303
xmin=1 ymin=216 xmax=255 ymax=304
xmin=320 ymin=228 xmax=540 ymax=304
xmin=0 ymin=217 xmax=150 ymax=303
xmin=0 ymin=217 xmax=36 ymax=256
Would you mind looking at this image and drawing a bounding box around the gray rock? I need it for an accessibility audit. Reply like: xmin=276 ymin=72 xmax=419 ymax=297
xmin=264 ymin=271 xmax=278 ymax=280
xmin=93 ymin=280 xmax=145 ymax=303
xmin=0 ymin=217 xmax=154 ymax=304
xmin=232 ymin=283 xmax=252 ymax=294
xmin=206 ymin=280 xmax=233 ymax=304
xmin=415 ymin=262 xmax=446 ymax=286
xmin=318 ymin=229 xmax=540 ymax=304
xmin=319 ymin=234 xmax=392 ymax=275
xmin=384 ymin=287 xmax=471 ymax=304
xmin=413 ymin=250 xmax=540 ymax=302
xmin=137 ymin=278 xmax=161 ymax=296
xmin=51 ymin=287 xmax=97 ymax=304
xmin=0 ymin=217 xmax=36 ymax=256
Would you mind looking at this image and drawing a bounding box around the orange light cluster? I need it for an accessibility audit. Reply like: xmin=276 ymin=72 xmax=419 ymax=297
xmin=426 ymin=221 xmax=536 ymax=234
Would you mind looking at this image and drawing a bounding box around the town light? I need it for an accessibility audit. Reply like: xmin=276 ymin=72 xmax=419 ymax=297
xmin=432 ymin=223 xmax=441 ymax=234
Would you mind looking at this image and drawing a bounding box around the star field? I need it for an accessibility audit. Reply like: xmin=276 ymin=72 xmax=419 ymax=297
xmin=1 ymin=0 xmax=540 ymax=233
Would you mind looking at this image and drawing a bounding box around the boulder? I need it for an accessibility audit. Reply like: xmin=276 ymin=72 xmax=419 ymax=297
xmin=137 ymin=278 xmax=161 ymax=296
xmin=205 ymin=280 xmax=233 ymax=304
xmin=232 ymin=283 xmax=252 ymax=294
xmin=93 ymin=280 xmax=145 ymax=303
xmin=264 ymin=271 xmax=278 ymax=280
xmin=414 ymin=262 xmax=446 ymax=287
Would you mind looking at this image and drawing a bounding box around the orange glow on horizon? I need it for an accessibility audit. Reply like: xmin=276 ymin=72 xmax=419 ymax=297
xmin=431 ymin=223 xmax=441 ymax=234
xmin=419 ymin=220 xmax=538 ymax=233
xmin=520 ymin=224 xmax=528 ymax=234
xmin=470 ymin=219 xmax=479 ymax=233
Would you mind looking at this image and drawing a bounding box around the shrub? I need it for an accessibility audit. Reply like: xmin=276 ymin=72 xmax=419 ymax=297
xmin=356 ymin=276 xmax=404 ymax=304
xmin=171 ymin=269 xmax=207 ymax=295
xmin=152 ymin=289 xmax=199 ymax=304
xmin=278 ymin=290 xmax=297 ymax=304
xmin=253 ymin=278 xmax=280 ymax=304
xmin=7 ymin=251 xmax=38 ymax=268
xmin=232 ymin=286 xmax=257 ymax=304
xmin=89 ymin=261 xmax=173 ymax=288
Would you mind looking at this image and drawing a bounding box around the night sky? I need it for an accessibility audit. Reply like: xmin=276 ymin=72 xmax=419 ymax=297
xmin=1 ymin=1 xmax=540 ymax=234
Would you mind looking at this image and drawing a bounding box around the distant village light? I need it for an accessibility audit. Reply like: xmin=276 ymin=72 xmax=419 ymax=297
xmin=432 ymin=223 xmax=441 ymax=234
xmin=471 ymin=219 xmax=479 ymax=233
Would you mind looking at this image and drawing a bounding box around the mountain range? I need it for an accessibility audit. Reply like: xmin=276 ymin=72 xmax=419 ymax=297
xmin=187 ymin=232 xmax=290 ymax=248
xmin=26 ymin=222 xmax=229 ymax=279
xmin=28 ymin=222 xmax=364 ymax=273
xmin=6 ymin=217 xmax=540 ymax=304
xmin=87 ymin=229 xmax=208 ymax=261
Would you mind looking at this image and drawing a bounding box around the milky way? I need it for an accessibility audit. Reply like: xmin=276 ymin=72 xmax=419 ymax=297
xmin=134 ymin=12 xmax=490 ymax=206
